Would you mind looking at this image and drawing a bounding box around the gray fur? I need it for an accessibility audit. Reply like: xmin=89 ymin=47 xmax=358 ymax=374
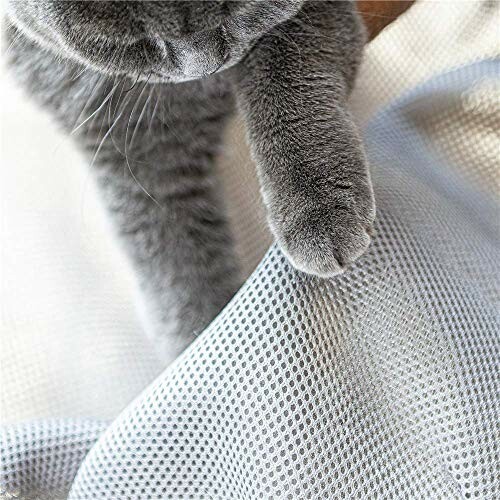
xmin=5 ymin=1 xmax=375 ymax=361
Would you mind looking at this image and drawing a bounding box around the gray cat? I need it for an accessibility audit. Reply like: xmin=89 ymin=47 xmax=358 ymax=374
xmin=5 ymin=1 xmax=375 ymax=361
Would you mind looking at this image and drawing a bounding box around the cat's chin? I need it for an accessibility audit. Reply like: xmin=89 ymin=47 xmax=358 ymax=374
xmin=67 ymin=49 xmax=241 ymax=85
xmin=7 ymin=19 xmax=238 ymax=85
xmin=75 ymin=61 xmax=236 ymax=85
xmin=38 ymin=35 xmax=240 ymax=85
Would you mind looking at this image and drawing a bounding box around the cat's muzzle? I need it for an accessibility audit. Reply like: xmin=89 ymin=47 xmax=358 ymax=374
xmin=166 ymin=28 xmax=230 ymax=79
xmin=88 ymin=28 xmax=231 ymax=82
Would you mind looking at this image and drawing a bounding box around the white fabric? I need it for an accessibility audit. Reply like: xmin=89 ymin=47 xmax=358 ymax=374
xmin=1 ymin=1 xmax=499 ymax=499
xmin=1 ymin=420 xmax=107 ymax=500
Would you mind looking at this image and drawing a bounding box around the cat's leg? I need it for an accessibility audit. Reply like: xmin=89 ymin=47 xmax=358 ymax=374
xmin=87 ymin=79 xmax=241 ymax=362
xmin=233 ymin=0 xmax=375 ymax=277
xmin=7 ymin=30 xmax=240 ymax=362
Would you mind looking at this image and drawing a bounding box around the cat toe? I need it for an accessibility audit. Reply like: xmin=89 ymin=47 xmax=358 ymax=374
xmin=275 ymin=209 xmax=374 ymax=278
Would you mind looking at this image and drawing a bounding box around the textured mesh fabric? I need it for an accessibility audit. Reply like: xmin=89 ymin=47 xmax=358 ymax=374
xmin=1 ymin=1 xmax=499 ymax=499
xmin=0 ymin=420 xmax=107 ymax=499
xmin=66 ymin=60 xmax=499 ymax=499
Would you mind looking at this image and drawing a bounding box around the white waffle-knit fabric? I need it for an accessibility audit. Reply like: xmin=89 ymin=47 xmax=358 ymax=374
xmin=1 ymin=2 xmax=500 ymax=499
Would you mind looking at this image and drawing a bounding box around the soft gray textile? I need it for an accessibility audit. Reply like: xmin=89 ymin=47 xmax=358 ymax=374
xmin=2 ymin=58 xmax=499 ymax=499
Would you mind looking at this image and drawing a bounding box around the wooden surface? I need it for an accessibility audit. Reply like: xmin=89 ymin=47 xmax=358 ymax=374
xmin=357 ymin=1 xmax=415 ymax=40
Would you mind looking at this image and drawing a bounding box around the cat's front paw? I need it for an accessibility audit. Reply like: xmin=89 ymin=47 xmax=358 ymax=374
xmin=271 ymin=190 xmax=375 ymax=278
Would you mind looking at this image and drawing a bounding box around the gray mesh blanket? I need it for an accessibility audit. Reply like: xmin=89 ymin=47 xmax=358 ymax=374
xmin=1 ymin=6 xmax=499 ymax=500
